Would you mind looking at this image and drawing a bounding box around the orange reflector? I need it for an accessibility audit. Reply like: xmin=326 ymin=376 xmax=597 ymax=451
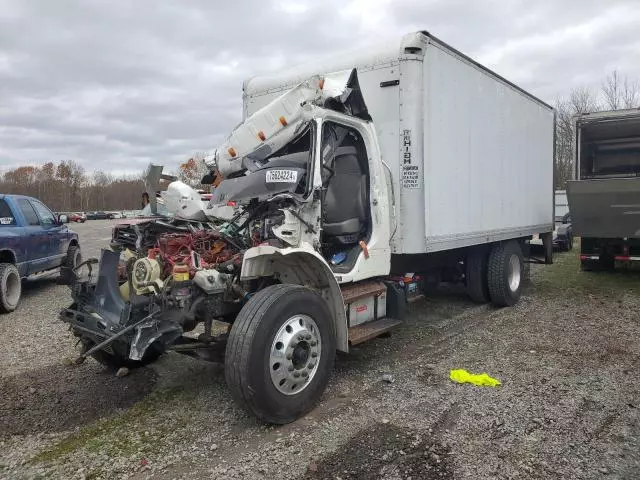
xmin=319 ymin=78 xmax=325 ymax=90
xmin=227 ymin=147 xmax=237 ymax=157
xmin=279 ymin=116 xmax=287 ymax=127
xmin=359 ymin=240 xmax=369 ymax=259
xmin=226 ymin=201 xmax=237 ymax=207
xmin=257 ymin=131 xmax=266 ymax=141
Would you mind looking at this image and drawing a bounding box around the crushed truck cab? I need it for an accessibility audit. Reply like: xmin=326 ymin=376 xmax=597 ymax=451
xmin=61 ymin=31 xmax=554 ymax=424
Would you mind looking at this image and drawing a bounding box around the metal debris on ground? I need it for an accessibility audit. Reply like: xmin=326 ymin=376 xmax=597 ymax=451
xmin=115 ymin=367 xmax=130 ymax=378
xmin=381 ymin=374 xmax=395 ymax=384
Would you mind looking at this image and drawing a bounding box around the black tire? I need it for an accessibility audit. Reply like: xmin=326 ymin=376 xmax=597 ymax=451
xmin=487 ymin=241 xmax=524 ymax=307
xmin=567 ymin=234 xmax=573 ymax=251
xmin=225 ymin=284 xmax=336 ymax=424
xmin=0 ymin=263 xmax=21 ymax=313
xmin=465 ymin=248 xmax=490 ymax=303
xmin=60 ymin=245 xmax=82 ymax=283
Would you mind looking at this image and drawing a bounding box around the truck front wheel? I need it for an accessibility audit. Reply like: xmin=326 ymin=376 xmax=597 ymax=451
xmin=225 ymin=284 xmax=335 ymax=424
xmin=0 ymin=263 xmax=21 ymax=313
xmin=487 ymin=241 xmax=524 ymax=307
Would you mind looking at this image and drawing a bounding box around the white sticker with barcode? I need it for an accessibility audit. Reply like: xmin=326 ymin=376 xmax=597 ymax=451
xmin=266 ymin=169 xmax=298 ymax=183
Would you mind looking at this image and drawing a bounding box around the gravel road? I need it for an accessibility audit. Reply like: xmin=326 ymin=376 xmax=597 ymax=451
xmin=1 ymin=223 xmax=639 ymax=479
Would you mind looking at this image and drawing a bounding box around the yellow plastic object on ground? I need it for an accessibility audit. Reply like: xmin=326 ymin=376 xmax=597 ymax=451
xmin=449 ymin=369 xmax=501 ymax=387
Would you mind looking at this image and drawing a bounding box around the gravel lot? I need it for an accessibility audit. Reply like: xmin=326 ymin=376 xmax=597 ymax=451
xmin=1 ymin=221 xmax=639 ymax=479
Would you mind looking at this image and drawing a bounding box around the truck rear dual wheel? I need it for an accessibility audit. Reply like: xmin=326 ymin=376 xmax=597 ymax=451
xmin=0 ymin=263 xmax=21 ymax=313
xmin=487 ymin=241 xmax=524 ymax=307
xmin=466 ymin=249 xmax=490 ymax=303
xmin=225 ymin=284 xmax=335 ymax=424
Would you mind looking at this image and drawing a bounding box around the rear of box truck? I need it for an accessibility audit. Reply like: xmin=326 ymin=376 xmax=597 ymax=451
xmin=567 ymin=109 xmax=640 ymax=268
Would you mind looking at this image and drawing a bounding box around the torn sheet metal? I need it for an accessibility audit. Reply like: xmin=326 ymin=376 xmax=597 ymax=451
xmin=207 ymin=68 xmax=371 ymax=178
xmin=209 ymin=76 xmax=323 ymax=177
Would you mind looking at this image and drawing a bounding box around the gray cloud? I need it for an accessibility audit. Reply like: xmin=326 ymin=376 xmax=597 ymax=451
xmin=1 ymin=0 xmax=639 ymax=174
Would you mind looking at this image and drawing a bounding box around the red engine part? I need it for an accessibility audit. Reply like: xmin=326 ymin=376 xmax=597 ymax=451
xmin=152 ymin=231 xmax=239 ymax=278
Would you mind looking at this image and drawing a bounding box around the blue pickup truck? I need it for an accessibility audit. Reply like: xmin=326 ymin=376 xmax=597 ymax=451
xmin=0 ymin=194 xmax=81 ymax=313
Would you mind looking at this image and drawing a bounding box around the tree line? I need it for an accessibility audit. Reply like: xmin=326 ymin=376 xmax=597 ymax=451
xmin=0 ymin=153 xmax=209 ymax=212
xmin=0 ymin=161 xmax=146 ymax=212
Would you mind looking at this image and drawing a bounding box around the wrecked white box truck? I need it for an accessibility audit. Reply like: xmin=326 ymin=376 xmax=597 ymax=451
xmin=62 ymin=31 xmax=554 ymax=424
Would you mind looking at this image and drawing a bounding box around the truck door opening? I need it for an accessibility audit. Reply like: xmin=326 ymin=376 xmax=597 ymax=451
xmin=320 ymin=121 xmax=371 ymax=270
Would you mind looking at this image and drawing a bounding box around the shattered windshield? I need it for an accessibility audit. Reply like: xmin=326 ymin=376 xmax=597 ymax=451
xmin=239 ymin=124 xmax=313 ymax=176
xmin=211 ymin=125 xmax=314 ymax=205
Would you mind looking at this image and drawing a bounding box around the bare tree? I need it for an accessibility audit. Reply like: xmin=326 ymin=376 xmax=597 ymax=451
xmin=570 ymin=86 xmax=600 ymax=113
xmin=93 ymin=170 xmax=113 ymax=210
xmin=602 ymin=71 xmax=621 ymax=110
xmin=555 ymin=85 xmax=600 ymax=188
xmin=602 ymin=70 xmax=640 ymax=110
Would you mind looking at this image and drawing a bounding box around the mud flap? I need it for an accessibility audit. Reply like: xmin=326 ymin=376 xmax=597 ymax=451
xmin=541 ymin=232 xmax=554 ymax=265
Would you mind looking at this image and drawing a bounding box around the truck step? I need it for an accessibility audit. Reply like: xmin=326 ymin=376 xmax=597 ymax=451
xmin=348 ymin=317 xmax=402 ymax=346
xmin=341 ymin=280 xmax=386 ymax=304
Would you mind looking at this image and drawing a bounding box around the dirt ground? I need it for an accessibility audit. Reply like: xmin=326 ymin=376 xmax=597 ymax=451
xmin=1 ymin=221 xmax=639 ymax=479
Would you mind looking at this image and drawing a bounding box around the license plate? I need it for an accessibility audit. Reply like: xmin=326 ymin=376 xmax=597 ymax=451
xmin=266 ymin=169 xmax=298 ymax=183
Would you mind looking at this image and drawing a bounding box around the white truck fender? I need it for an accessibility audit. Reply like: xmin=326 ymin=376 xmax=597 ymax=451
xmin=241 ymin=245 xmax=349 ymax=353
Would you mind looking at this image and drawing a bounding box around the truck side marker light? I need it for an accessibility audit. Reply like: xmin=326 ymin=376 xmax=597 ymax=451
xmin=228 ymin=147 xmax=237 ymax=158
xmin=257 ymin=131 xmax=266 ymax=141
xmin=279 ymin=116 xmax=287 ymax=127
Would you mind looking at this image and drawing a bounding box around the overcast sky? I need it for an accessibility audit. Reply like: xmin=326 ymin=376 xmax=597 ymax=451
xmin=1 ymin=0 xmax=639 ymax=175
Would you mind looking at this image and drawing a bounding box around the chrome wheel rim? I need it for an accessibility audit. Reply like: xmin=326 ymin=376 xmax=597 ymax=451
xmin=508 ymin=254 xmax=521 ymax=292
xmin=269 ymin=314 xmax=321 ymax=396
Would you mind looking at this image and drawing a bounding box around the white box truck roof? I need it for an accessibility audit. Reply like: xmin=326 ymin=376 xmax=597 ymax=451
xmin=240 ymin=31 xmax=555 ymax=254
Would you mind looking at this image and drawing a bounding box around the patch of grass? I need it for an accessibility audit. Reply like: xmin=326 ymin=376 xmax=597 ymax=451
xmin=534 ymin=250 xmax=640 ymax=298
xmin=32 ymin=383 xmax=205 ymax=464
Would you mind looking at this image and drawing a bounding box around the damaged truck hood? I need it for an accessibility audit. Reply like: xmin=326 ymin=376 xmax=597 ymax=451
xmin=206 ymin=68 xmax=371 ymax=178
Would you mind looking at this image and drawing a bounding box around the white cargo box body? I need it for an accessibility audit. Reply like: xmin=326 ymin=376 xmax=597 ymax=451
xmin=243 ymin=31 xmax=554 ymax=254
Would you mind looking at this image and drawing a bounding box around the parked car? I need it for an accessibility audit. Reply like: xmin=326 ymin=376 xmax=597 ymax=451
xmin=0 ymin=194 xmax=80 ymax=312
xmin=86 ymin=211 xmax=114 ymax=220
xmin=530 ymin=213 xmax=573 ymax=252
xmin=69 ymin=212 xmax=87 ymax=223
xmin=555 ymin=212 xmax=573 ymax=251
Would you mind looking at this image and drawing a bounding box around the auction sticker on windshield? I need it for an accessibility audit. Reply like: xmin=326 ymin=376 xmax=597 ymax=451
xmin=266 ymin=170 xmax=298 ymax=183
